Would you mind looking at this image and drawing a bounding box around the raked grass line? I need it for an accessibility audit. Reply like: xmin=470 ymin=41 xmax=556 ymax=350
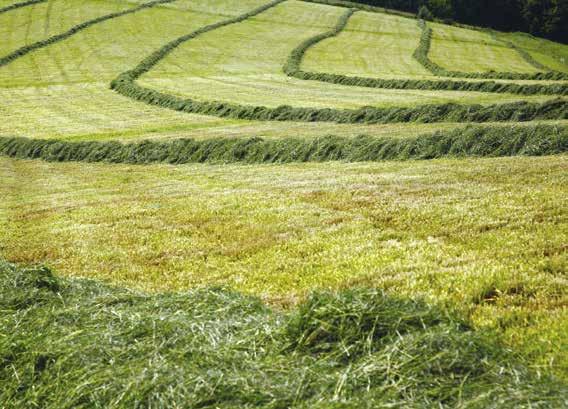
xmin=2 ymin=155 xmax=567 ymax=378
xmin=1 ymin=124 xmax=566 ymax=165
xmin=0 ymin=0 xmax=44 ymax=15
xmin=1 ymin=0 xmax=566 ymax=142
xmin=287 ymin=9 xmax=568 ymax=96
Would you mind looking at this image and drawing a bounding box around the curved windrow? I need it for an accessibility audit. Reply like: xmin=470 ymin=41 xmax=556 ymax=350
xmin=285 ymin=9 xmax=568 ymax=96
xmin=110 ymin=0 xmax=568 ymax=125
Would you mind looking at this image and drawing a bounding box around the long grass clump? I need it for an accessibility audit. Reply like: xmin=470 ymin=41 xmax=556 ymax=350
xmin=1 ymin=124 xmax=566 ymax=165
xmin=413 ymin=20 xmax=568 ymax=81
xmin=0 ymin=0 xmax=45 ymax=15
xmin=1 ymin=261 xmax=566 ymax=408
xmin=0 ymin=0 xmax=177 ymax=68
xmin=284 ymin=9 xmax=568 ymax=96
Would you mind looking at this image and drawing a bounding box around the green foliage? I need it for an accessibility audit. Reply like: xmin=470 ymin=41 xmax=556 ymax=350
xmin=0 ymin=0 xmax=177 ymax=68
xmin=316 ymin=0 xmax=568 ymax=44
xmin=1 ymin=261 xmax=566 ymax=408
xmin=285 ymin=9 xmax=568 ymax=95
xmin=413 ymin=20 xmax=568 ymax=80
xmin=417 ymin=5 xmax=433 ymax=21
xmin=299 ymin=0 xmax=415 ymax=18
xmin=1 ymin=124 xmax=566 ymax=164
xmin=0 ymin=0 xmax=45 ymax=15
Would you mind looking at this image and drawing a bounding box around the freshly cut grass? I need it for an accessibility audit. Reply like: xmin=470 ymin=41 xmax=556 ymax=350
xmin=495 ymin=31 xmax=568 ymax=74
xmin=2 ymin=124 xmax=566 ymax=164
xmin=0 ymin=0 xmax=133 ymax=57
xmin=1 ymin=81 xmax=492 ymax=141
xmin=429 ymin=22 xmax=539 ymax=74
xmin=288 ymin=10 xmax=568 ymax=96
xmin=1 ymin=155 xmax=567 ymax=376
xmin=301 ymin=10 xmax=430 ymax=78
xmin=2 ymin=262 xmax=565 ymax=408
xmin=140 ymin=75 xmax=555 ymax=109
xmin=137 ymin=0 xmax=553 ymax=109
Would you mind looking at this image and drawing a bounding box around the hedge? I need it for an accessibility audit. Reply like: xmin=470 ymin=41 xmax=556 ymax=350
xmin=2 ymin=124 xmax=566 ymax=165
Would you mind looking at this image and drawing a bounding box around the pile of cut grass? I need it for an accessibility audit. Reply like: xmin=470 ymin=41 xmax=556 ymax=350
xmin=1 ymin=261 xmax=566 ymax=408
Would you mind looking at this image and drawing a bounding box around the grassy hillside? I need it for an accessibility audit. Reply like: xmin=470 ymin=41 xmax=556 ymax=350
xmin=0 ymin=0 xmax=567 ymax=404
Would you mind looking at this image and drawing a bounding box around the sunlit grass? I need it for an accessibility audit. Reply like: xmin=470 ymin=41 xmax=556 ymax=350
xmin=139 ymin=1 xmax=554 ymax=108
xmin=302 ymin=10 xmax=431 ymax=78
xmin=1 ymin=155 xmax=566 ymax=376
xmin=495 ymin=31 xmax=568 ymax=74
xmin=429 ymin=22 xmax=539 ymax=74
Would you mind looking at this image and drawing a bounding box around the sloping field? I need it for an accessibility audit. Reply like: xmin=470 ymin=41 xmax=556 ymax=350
xmin=428 ymin=22 xmax=539 ymax=74
xmin=137 ymin=1 xmax=555 ymax=108
xmin=1 ymin=0 xmax=567 ymax=404
xmin=301 ymin=10 xmax=433 ymax=78
xmin=495 ymin=31 xmax=568 ymax=74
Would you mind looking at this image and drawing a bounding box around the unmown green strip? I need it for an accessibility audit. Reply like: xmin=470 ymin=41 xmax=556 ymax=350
xmin=2 ymin=124 xmax=566 ymax=165
xmin=0 ymin=0 xmax=44 ymax=15
xmin=284 ymin=9 xmax=568 ymax=96
xmin=1 ymin=261 xmax=566 ymax=407
xmin=414 ymin=20 xmax=568 ymax=81
xmin=0 ymin=0 xmax=177 ymax=68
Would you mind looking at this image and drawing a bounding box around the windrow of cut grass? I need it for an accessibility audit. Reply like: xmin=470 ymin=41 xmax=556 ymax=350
xmin=0 ymin=0 xmax=178 ymax=68
xmin=415 ymin=20 xmax=568 ymax=81
xmin=0 ymin=0 xmax=44 ymax=14
xmin=1 ymin=261 xmax=566 ymax=408
xmin=285 ymin=9 xmax=568 ymax=96
xmin=108 ymin=0 xmax=568 ymax=124
xmin=2 ymin=124 xmax=566 ymax=165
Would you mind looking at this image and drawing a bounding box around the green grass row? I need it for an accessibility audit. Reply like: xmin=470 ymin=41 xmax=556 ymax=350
xmin=2 ymin=261 xmax=566 ymax=408
xmin=414 ymin=20 xmax=568 ymax=81
xmin=0 ymin=0 xmax=44 ymax=15
xmin=2 ymin=124 xmax=566 ymax=164
xmin=0 ymin=0 xmax=177 ymax=68
xmin=285 ymin=9 xmax=568 ymax=96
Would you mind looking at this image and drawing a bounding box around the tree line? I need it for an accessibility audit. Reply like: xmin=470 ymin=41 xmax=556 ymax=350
xmin=350 ymin=0 xmax=568 ymax=44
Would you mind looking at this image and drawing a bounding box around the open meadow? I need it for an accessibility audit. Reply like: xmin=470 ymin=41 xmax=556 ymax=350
xmin=1 ymin=0 xmax=567 ymax=407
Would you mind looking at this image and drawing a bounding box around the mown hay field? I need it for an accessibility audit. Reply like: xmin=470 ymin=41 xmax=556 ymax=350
xmin=1 ymin=0 xmax=567 ymax=405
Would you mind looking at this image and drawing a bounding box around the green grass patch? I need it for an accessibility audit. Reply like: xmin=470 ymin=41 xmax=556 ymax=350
xmin=1 ymin=261 xmax=566 ymax=408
